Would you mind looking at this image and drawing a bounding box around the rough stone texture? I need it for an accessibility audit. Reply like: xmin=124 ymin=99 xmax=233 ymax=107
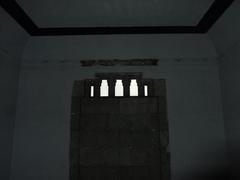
xmin=80 ymin=59 xmax=158 ymax=67
xmin=70 ymin=77 xmax=170 ymax=180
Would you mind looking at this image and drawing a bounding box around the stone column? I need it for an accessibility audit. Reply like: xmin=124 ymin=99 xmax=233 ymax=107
xmin=84 ymin=80 xmax=93 ymax=97
xmin=123 ymin=78 xmax=131 ymax=97
xmin=94 ymin=79 xmax=101 ymax=97
xmin=137 ymin=79 xmax=144 ymax=97
xmin=108 ymin=78 xmax=116 ymax=97
xmin=144 ymin=80 xmax=154 ymax=96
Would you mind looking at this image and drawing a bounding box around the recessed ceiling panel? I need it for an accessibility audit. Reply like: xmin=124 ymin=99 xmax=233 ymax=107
xmin=16 ymin=0 xmax=214 ymax=27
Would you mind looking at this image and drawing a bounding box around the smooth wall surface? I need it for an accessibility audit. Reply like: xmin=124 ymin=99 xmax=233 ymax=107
xmin=0 ymin=7 xmax=29 ymax=180
xmin=209 ymin=1 xmax=240 ymax=178
xmin=218 ymin=43 xmax=240 ymax=178
xmin=22 ymin=34 xmax=216 ymax=60
xmin=10 ymin=34 xmax=227 ymax=180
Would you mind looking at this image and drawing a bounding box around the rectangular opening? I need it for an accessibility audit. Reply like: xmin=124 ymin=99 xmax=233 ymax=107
xmin=144 ymin=85 xmax=148 ymax=96
xmin=130 ymin=79 xmax=138 ymax=96
xmin=115 ymin=79 xmax=124 ymax=97
xmin=100 ymin=80 xmax=109 ymax=97
xmin=90 ymin=86 xmax=94 ymax=97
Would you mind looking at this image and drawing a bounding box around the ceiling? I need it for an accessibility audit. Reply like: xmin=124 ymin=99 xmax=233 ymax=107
xmin=16 ymin=0 xmax=214 ymax=27
xmin=0 ymin=0 xmax=235 ymax=35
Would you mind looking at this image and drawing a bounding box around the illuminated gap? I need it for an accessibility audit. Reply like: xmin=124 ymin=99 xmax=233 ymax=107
xmin=90 ymin=86 xmax=94 ymax=97
xmin=144 ymin=85 xmax=148 ymax=96
xmin=100 ymin=80 xmax=109 ymax=97
xmin=130 ymin=79 xmax=138 ymax=96
xmin=115 ymin=79 xmax=124 ymax=96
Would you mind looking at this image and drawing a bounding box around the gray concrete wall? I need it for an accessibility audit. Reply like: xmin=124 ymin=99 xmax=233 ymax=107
xmin=209 ymin=1 xmax=240 ymax=56
xmin=0 ymin=7 xmax=29 ymax=180
xmin=21 ymin=34 xmax=216 ymax=60
xmin=11 ymin=35 xmax=227 ymax=180
xmin=209 ymin=1 xmax=240 ymax=178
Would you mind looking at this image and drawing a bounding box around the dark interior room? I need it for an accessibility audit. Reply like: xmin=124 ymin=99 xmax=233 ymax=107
xmin=0 ymin=0 xmax=239 ymax=179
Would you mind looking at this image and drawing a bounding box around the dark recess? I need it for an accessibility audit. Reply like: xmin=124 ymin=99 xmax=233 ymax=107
xmin=0 ymin=0 xmax=235 ymax=36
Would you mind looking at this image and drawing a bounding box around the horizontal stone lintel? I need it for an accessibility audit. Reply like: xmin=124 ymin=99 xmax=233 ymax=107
xmin=80 ymin=59 xmax=158 ymax=67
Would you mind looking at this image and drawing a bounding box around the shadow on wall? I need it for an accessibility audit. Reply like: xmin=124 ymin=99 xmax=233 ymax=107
xmin=178 ymin=145 xmax=240 ymax=180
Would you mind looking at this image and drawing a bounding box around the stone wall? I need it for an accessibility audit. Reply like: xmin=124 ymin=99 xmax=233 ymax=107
xmin=70 ymin=77 xmax=169 ymax=180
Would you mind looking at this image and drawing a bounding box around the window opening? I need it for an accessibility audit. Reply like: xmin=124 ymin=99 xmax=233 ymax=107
xmin=115 ymin=79 xmax=124 ymax=97
xmin=144 ymin=85 xmax=148 ymax=96
xmin=90 ymin=86 xmax=94 ymax=97
xmin=130 ymin=79 xmax=138 ymax=96
xmin=100 ymin=80 xmax=109 ymax=97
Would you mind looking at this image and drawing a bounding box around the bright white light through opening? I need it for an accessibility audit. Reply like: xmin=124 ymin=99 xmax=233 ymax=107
xmin=144 ymin=85 xmax=148 ymax=96
xmin=130 ymin=79 xmax=138 ymax=96
xmin=115 ymin=79 xmax=124 ymax=96
xmin=90 ymin=86 xmax=94 ymax=97
xmin=100 ymin=80 xmax=109 ymax=97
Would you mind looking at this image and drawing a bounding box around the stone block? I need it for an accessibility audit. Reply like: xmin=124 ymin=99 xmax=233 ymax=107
xmin=80 ymin=114 xmax=108 ymax=130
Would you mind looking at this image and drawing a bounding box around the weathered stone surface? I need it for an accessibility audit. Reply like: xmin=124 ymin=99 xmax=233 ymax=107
xmin=70 ymin=78 xmax=170 ymax=180
xmin=80 ymin=59 xmax=158 ymax=67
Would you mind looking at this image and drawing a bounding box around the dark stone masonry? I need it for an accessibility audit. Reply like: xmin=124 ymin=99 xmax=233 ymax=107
xmin=70 ymin=73 xmax=170 ymax=180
